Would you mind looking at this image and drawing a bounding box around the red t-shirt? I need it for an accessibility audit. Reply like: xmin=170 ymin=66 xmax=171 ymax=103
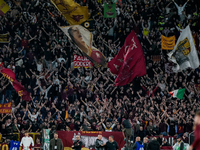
xmin=21 ymin=39 xmax=29 ymax=48
xmin=34 ymin=144 xmax=42 ymax=150
xmin=192 ymin=125 xmax=200 ymax=150
xmin=177 ymin=125 xmax=185 ymax=134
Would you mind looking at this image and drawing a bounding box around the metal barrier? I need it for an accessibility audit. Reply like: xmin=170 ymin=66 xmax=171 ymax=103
xmin=189 ymin=131 xmax=194 ymax=145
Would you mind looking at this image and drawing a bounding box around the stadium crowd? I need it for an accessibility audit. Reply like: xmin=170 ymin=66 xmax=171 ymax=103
xmin=0 ymin=0 xmax=200 ymax=145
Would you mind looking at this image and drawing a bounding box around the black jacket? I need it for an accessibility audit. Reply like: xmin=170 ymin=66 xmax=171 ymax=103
xmin=144 ymin=143 xmax=148 ymax=150
xmin=72 ymin=140 xmax=82 ymax=150
xmin=106 ymin=141 xmax=118 ymax=150
xmin=157 ymin=137 xmax=162 ymax=146
xmin=136 ymin=130 xmax=146 ymax=140
xmin=147 ymin=140 xmax=160 ymax=150
xmin=95 ymin=139 xmax=104 ymax=150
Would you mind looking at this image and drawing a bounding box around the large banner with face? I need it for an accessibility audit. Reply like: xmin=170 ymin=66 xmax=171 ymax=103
xmin=60 ymin=25 xmax=107 ymax=68
xmin=57 ymin=131 xmax=125 ymax=150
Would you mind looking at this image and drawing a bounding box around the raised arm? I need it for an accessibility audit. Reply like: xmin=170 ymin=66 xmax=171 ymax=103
xmin=173 ymin=0 xmax=179 ymax=9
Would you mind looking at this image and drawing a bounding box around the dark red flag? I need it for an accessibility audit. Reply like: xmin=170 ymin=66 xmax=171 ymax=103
xmin=0 ymin=68 xmax=31 ymax=101
xmin=1 ymin=68 xmax=16 ymax=82
xmin=108 ymin=31 xmax=146 ymax=86
xmin=12 ymin=80 xmax=31 ymax=101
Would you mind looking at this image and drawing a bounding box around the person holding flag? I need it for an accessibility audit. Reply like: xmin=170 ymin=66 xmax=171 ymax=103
xmin=20 ymin=131 xmax=34 ymax=150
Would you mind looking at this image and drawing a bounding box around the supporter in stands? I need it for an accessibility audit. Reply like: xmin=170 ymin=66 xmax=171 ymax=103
xmin=136 ymin=126 xmax=146 ymax=142
xmin=162 ymin=138 xmax=171 ymax=147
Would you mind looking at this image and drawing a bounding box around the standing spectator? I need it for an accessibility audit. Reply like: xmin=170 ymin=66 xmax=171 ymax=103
xmin=95 ymin=135 xmax=105 ymax=150
xmin=34 ymin=139 xmax=42 ymax=150
xmin=132 ymin=137 xmax=144 ymax=150
xmin=49 ymin=132 xmax=63 ymax=150
xmin=136 ymin=126 xmax=146 ymax=141
xmin=122 ymin=115 xmax=133 ymax=142
xmin=143 ymin=137 xmax=148 ymax=150
xmin=105 ymin=136 xmax=118 ymax=150
xmin=172 ymin=0 xmax=190 ymax=16
xmin=20 ymin=131 xmax=34 ymax=150
xmin=72 ymin=135 xmax=82 ymax=150
xmin=157 ymin=134 xmax=163 ymax=146
xmin=147 ymin=137 xmax=160 ymax=150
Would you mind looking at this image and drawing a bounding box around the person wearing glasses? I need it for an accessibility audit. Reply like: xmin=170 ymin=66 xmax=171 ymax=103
xmin=72 ymin=135 xmax=82 ymax=150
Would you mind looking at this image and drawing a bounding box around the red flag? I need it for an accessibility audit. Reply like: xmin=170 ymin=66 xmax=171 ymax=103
xmin=108 ymin=31 xmax=146 ymax=86
xmin=12 ymin=81 xmax=31 ymax=101
xmin=0 ymin=68 xmax=31 ymax=101
xmin=1 ymin=68 xmax=16 ymax=82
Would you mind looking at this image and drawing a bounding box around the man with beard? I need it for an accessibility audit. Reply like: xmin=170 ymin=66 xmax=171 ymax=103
xmin=72 ymin=135 xmax=82 ymax=150
xmin=95 ymin=135 xmax=105 ymax=150
xmin=49 ymin=132 xmax=63 ymax=150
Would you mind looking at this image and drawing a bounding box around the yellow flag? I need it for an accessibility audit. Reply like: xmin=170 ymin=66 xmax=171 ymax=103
xmin=0 ymin=33 xmax=9 ymax=43
xmin=0 ymin=0 xmax=10 ymax=16
xmin=50 ymin=0 xmax=90 ymax=25
xmin=65 ymin=110 xmax=68 ymax=120
xmin=161 ymin=35 xmax=175 ymax=50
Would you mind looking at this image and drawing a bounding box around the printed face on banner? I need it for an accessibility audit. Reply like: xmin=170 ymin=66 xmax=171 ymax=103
xmin=60 ymin=25 xmax=107 ymax=68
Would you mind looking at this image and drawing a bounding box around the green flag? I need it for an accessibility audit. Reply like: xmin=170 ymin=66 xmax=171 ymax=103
xmin=104 ymin=3 xmax=116 ymax=18
xmin=169 ymin=88 xmax=185 ymax=99
xmin=43 ymin=129 xmax=50 ymax=150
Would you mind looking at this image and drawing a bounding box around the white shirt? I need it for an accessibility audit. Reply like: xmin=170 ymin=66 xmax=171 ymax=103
xmin=15 ymin=58 xmax=23 ymax=67
xmin=174 ymin=2 xmax=187 ymax=15
xmin=39 ymin=85 xmax=52 ymax=99
xmin=20 ymin=136 xmax=34 ymax=149
xmin=58 ymin=58 xmax=66 ymax=63
xmin=28 ymin=110 xmax=39 ymax=122
xmin=102 ymin=123 xmax=116 ymax=132
xmin=37 ymin=63 xmax=42 ymax=72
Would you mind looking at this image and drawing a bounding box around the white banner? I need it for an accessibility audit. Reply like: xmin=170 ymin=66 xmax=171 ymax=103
xmin=167 ymin=25 xmax=199 ymax=72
